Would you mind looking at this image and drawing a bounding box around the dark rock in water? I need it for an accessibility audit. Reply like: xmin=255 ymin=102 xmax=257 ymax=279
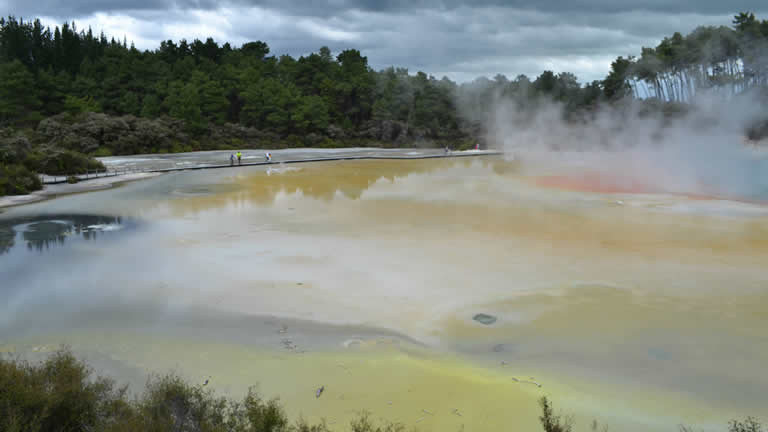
xmin=473 ymin=313 xmax=497 ymax=325
xmin=492 ymin=343 xmax=505 ymax=352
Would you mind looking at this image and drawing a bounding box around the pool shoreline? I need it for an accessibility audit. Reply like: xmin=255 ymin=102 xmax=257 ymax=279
xmin=0 ymin=172 xmax=162 ymax=209
xmin=1 ymin=149 xmax=501 ymax=209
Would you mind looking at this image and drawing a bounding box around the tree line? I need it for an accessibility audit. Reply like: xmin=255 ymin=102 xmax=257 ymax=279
xmin=0 ymin=12 xmax=766 ymax=196
xmin=455 ymin=12 xmax=768 ymax=125
xmin=0 ymin=17 xmax=462 ymax=142
xmin=1 ymin=12 xmax=766 ymax=141
xmin=604 ymin=12 xmax=768 ymax=102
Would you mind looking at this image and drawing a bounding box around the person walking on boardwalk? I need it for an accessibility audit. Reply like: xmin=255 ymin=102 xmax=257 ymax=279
xmin=236 ymin=151 xmax=242 ymax=165
xmin=230 ymin=153 xmax=235 ymax=166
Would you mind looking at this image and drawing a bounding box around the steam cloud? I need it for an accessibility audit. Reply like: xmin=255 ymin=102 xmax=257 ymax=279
xmin=475 ymin=90 xmax=768 ymax=201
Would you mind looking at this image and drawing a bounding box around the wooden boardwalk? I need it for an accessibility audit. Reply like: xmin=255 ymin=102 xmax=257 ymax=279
xmin=41 ymin=151 xmax=504 ymax=184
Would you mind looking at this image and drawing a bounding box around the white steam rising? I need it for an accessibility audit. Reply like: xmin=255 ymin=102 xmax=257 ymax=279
xmin=479 ymin=91 xmax=768 ymax=201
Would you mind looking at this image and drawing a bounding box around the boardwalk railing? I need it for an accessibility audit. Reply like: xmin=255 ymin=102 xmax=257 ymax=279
xmin=40 ymin=166 xmax=153 ymax=184
xmin=40 ymin=151 xmax=504 ymax=185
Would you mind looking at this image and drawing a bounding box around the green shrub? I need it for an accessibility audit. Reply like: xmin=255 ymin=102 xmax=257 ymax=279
xmin=454 ymin=139 xmax=477 ymax=151
xmin=0 ymin=349 xmax=132 ymax=432
xmin=133 ymin=374 xmax=237 ymax=432
xmin=167 ymin=140 xmax=196 ymax=154
xmin=21 ymin=150 xmax=44 ymax=172
xmin=294 ymin=418 xmax=331 ymax=432
xmin=3 ymin=349 xmax=762 ymax=432
xmin=538 ymin=397 xmax=572 ymax=432
xmin=92 ymin=147 xmax=113 ymax=157
xmin=28 ymin=150 xmax=105 ymax=176
xmin=63 ymin=95 xmax=101 ymax=114
xmin=0 ymin=163 xmax=43 ymax=196
xmin=170 ymin=141 xmax=185 ymax=153
xmin=284 ymin=135 xmax=304 ymax=148
xmin=349 ymin=413 xmax=403 ymax=432
xmin=729 ymin=417 xmax=764 ymax=432
xmin=318 ymin=138 xmax=338 ymax=149
xmin=0 ymin=349 xmax=321 ymax=432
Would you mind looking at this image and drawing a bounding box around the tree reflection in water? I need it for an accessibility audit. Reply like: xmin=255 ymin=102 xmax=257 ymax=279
xmin=0 ymin=214 xmax=126 ymax=255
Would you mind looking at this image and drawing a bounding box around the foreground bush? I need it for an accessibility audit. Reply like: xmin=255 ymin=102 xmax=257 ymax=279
xmin=1 ymin=349 xmax=762 ymax=432
xmin=728 ymin=417 xmax=764 ymax=432
xmin=0 ymin=349 xmax=399 ymax=432
xmin=540 ymin=395 xmax=765 ymax=432
xmin=0 ymin=349 xmax=300 ymax=432
xmin=539 ymin=397 xmax=573 ymax=432
xmin=0 ymin=350 xmax=130 ymax=432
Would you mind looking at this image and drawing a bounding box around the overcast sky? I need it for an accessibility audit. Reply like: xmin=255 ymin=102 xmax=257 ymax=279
xmin=2 ymin=1 xmax=767 ymax=83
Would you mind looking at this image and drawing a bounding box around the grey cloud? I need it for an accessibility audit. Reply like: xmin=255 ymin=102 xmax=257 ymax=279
xmin=6 ymin=0 xmax=768 ymax=21
xmin=207 ymin=0 xmax=768 ymax=16
xmin=4 ymin=0 xmax=768 ymax=83
xmin=3 ymin=0 xmax=166 ymax=18
xmin=251 ymin=6 xmax=725 ymax=80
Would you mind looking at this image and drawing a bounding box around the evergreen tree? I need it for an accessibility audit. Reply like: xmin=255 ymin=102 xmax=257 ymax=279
xmin=165 ymin=81 xmax=205 ymax=134
xmin=0 ymin=60 xmax=41 ymax=123
xmin=140 ymin=94 xmax=163 ymax=118
xmin=118 ymin=91 xmax=140 ymax=115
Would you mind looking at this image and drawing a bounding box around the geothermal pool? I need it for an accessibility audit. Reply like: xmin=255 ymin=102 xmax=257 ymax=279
xmin=1 ymin=153 xmax=767 ymax=431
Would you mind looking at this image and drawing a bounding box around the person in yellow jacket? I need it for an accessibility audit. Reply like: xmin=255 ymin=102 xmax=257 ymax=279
xmin=236 ymin=151 xmax=242 ymax=165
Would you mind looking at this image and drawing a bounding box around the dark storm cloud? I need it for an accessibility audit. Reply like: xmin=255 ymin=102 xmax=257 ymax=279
xmin=3 ymin=0 xmax=767 ymax=82
xmin=234 ymin=0 xmax=768 ymax=16
xmin=7 ymin=0 xmax=768 ymax=20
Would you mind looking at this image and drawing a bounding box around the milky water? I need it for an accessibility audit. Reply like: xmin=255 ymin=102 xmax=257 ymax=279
xmin=1 ymin=155 xmax=767 ymax=431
